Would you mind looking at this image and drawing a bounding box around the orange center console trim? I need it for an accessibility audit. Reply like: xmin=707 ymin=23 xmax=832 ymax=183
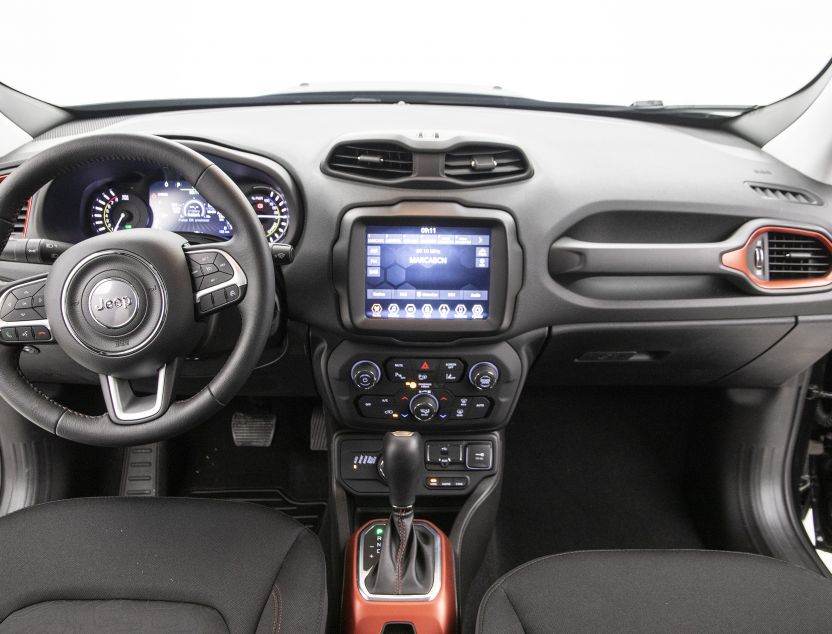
xmin=342 ymin=519 xmax=456 ymax=634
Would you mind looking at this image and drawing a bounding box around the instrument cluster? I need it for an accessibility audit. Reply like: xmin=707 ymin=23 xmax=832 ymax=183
xmin=88 ymin=178 xmax=292 ymax=244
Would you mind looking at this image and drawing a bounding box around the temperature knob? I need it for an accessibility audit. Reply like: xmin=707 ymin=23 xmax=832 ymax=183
xmin=351 ymin=361 xmax=381 ymax=390
xmin=409 ymin=393 xmax=439 ymax=422
xmin=469 ymin=362 xmax=499 ymax=391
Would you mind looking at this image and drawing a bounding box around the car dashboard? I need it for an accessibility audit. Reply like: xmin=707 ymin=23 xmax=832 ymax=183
xmin=3 ymin=102 xmax=832 ymax=434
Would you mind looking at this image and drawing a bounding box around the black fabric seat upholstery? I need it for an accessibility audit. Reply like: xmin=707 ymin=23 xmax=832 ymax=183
xmin=477 ymin=549 xmax=832 ymax=633
xmin=0 ymin=497 xmax=326 ymax=633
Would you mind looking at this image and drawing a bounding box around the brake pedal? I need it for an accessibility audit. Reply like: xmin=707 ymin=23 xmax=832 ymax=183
xmin=231 ymin=410 xmax=276 ymax=447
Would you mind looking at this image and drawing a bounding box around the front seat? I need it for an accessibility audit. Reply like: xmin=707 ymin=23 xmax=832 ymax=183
xmin=477 ymin=550 xmax=832 ymax=633
xmin=0 ymin=497 xmax=326 ymax=633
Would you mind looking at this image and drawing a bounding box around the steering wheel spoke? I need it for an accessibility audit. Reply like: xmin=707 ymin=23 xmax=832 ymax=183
xmin=0 ymin=274 xmax=53 ymax=345
xmin=100 ymin=358 xmax=181 ymax=424
xmin=183 ymin=244 xmax=248 ymax=316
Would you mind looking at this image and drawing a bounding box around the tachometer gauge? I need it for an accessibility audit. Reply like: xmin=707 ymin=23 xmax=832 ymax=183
xmin=248 ymin=186 xmax=290 ymax=243
xmin=90 ymin=187 xmax=151 ymax=234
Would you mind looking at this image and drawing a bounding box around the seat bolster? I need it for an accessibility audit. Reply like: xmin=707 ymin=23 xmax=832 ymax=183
xmin=476 ymin=550 xmax=832 ymax=634
xmin=476 ymin=585 xmax=525 ymax=634
xmin=255 ymin=528 xmax=328 ymax=634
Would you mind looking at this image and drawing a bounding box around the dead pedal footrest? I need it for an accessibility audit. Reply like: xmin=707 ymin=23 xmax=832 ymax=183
xmin=120 ymin=443 xmax=163 ymax=496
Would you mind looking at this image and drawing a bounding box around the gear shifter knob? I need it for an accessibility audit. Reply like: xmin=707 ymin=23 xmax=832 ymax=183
xmin=383 ymin=431 xmax=422 ymax=509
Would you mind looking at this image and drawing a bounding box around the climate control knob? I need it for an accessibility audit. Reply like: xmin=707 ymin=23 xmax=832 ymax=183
xmin=469 ymin=362 xmax=499 ymax=390
xmin=351 ymin=360 xmax=381 ymax=390
xmin=409 ymin=393 xmax=440 ymax=422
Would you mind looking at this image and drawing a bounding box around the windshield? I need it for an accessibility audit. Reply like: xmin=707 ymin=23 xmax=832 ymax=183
xmin=3 ymin=0 xmax=831 ymax=109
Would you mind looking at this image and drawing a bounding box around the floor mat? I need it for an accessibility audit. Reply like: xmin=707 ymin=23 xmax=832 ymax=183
xmin=168 ymin=397 xmax=328 ymax=511
xmin=463 ymin=386 xmax=707 ymax=630
xmin=183 ymin=488 xmax=327 ymax=531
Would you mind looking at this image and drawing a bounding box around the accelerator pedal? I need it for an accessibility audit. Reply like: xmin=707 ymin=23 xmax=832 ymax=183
xmin=310 ymin=405 xmax=328 ymax=451
xmin=231 ymin=409 xmax=276 ymax=447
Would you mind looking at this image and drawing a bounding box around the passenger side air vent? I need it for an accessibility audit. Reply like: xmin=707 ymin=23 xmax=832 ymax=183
xmin=325 ymin=142 xmax=414 ymax=181
xmin=767 ymin=231 xmax=832 ymax=280
xmin=443 ymin=144 xmax=530 ymax=183
xmin=721 ymin=225 xmax=832 ymax=291
xmin=747 ymin=182 xmax=821 ymax=206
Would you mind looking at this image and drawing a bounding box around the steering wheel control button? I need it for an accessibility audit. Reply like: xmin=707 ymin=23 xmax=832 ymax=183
xmin=225 ymin=285 xmax=241 ymax=302
xmin=1 ymin=327 xmax=17 ymax=342
xmin=196 ymin=282 xmax=243 ymax=316
xmin=189 ymin=251 xmax=239 ymax=297
xmin=16 ymin=326 xmax=34 ymax=342
xmin=1 ymin=295 xmax=16 ymax=317
xmin=13 ymin=283 xmax=42 ymax=299
xmin=351 ymin=360 xmax=382 ymax=390
xmin=214 ymin=254 xmax=232 ymax=273
xmin=466 ymin=442 xmax=494 ymax=470
xmin=88 ymin=278 xmax=139 ymax=329
xmin=198 ymin=294 xmax=214 ymax=313
xmin=469 ymin=361 xmax=499 ymax=390
xmin=190 ymin=252 xmax=216 ymax=266
xmin=211 ymin=289 xmax=228 ymax=307
xmin=32 ymin=325 xmax=52 ymax=341
xmin=410 ymin=393 xmax=440 ymax=421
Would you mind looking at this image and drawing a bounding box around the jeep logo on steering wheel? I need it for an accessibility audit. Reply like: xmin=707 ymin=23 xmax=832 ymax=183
xmin=95 ymin=296 xmax=133 ymax=311
xmin=88 ymin=278 xmax=139 ymax=329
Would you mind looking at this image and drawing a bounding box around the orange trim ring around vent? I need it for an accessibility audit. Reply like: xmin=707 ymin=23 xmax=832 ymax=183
xmin=721 ymin=226 xmax=832 ymax=290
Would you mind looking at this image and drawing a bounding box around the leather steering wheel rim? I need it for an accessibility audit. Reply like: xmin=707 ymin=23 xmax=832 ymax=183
xmin=0 ymin=133 xmax=275 ymax=446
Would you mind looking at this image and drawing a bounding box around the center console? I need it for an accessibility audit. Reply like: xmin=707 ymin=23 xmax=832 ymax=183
xmin=324 ymin=202 xmax=528 ymax=631
xmin=327 ymin=201 xmax=525 ymax=431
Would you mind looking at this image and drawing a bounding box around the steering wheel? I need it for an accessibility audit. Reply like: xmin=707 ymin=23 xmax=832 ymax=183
xmin=0 ymin=134 xmax=275 ymax=446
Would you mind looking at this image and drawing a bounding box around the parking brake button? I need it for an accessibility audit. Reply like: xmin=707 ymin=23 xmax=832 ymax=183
xmin=466 ymin=442 xmax=493 ymax=470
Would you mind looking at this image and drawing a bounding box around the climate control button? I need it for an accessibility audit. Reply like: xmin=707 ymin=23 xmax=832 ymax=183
xmin=410 ymin=393 xmax=440 ymax=422
xmin=469 ymin=362 xmax=499 ymax=390
xmin=351 ymin=360 xmax=381 ymax=390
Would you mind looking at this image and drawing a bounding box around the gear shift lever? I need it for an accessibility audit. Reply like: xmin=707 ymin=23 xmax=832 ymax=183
xmin=383 ymin=430 xmax=421 ymax=509
xmin=365 ymin=430 xmax=435 ymax=596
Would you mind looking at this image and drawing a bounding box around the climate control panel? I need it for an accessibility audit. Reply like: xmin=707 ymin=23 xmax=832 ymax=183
xmin=324 ymin=341 xmax=524 ymax=430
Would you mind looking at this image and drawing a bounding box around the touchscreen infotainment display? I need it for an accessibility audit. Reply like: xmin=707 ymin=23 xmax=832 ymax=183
xmin=364 ymin=225 xmax=491 ymax=320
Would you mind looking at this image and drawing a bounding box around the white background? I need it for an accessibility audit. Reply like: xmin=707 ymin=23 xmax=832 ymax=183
xmin=1 ymin=0 xmax=831 ymax=107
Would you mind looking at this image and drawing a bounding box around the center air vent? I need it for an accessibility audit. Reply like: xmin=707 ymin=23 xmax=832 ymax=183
xmin=325 ymin=142 xmax=413 ymax=181
xmin=322 ymin=138 xmax=531 ymax=187
xmin=767 ymin=231 xmax=832 ymax=280
xmin=443 ymin=144 xmax=530 ymax=183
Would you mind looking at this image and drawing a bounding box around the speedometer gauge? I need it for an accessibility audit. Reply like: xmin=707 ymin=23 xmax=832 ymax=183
xmin=90 ymin=187 xmax=151 ymax=234
xmin=248 ymin=186 xmax=290 ymax=243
